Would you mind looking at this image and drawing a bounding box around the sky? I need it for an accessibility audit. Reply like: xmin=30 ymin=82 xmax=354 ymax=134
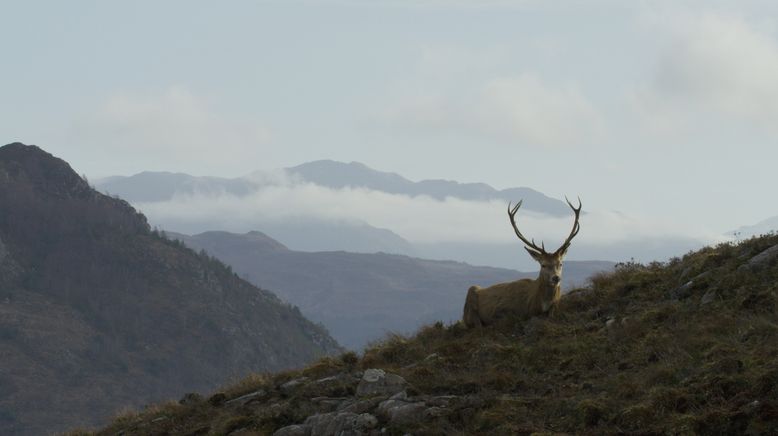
xmin=2 ymin=0 xmax=778 ymax=241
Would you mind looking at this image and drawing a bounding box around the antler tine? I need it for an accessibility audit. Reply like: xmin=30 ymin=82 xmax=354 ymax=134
xmin=508 ymin=200 xmax=547 ymax=254
xmin=555 ymin=196 xmax=582 ymax=255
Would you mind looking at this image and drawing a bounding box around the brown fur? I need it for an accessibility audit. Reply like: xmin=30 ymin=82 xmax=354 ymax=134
xmin=463 ymin=270 xmax=561 ymax=327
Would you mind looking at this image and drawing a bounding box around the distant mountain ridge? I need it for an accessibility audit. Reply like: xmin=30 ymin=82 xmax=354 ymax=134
xmin=168 ymin=230 xmax=614 ymax=349
xmin=94 ymin=161 xmax=574 ymax=258
xmin=96 ymin=160 xmax=569 ymax=216
xmin=287 ymin=160 xmax=571 ymax=216
xmin=0 ymin=143 xmax=340 ymax=435
xmin=730 ymin=215 xmax=778 ymax=239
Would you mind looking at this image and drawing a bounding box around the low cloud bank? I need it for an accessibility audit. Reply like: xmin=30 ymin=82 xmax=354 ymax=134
xmin=136 ymin=176 xmax=723 ymax=249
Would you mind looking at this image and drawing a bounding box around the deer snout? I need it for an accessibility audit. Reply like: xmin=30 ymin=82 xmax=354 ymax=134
xmin=551 ymin=275 xmax=560 ymax=285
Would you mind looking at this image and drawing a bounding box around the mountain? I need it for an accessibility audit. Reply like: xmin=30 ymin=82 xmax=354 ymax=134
xmin=91 ymin=233 xmax=778 ymax=435
xmin=168 ymin=231 xmax=614 ymax=350
xmin=730 ymin=215 xmax=778 ymax=239
xmin=97 ymin=160 xmax=569 ymax=217
xmin=93 ymin=161 xmax=570 ymax=257
xmin=286 ymin=160 xmax=570 ymax=216
xmin=0 ymin=143 xmax=340 ymax=435
xmin=97 ymin=171 xmax=256 ymax=203
xmin=95 ymin=171 xmax=415 ymax=255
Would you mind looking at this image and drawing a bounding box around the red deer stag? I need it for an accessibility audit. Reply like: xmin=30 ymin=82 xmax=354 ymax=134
xmin=463 ymin=197 xmax=582 ymax=327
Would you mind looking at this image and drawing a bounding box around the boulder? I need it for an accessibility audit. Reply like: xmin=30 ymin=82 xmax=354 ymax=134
xmin=303 ymin=412 xmax=378 ymax=436
xmin=376 ymin=399 xmax=427 ymax=425
xmin=669 ymin=281 xmax=694 ymax=301
xmin=273 ymin=424 xmax=311 ymax=436
xmin=701 ymin=289 xmax=718 ymax=305
xmin=338 ymin=397 xmax=385 ymax=414
xmin=741 ymin=244 xmax=778 ymax=271
xmin=225 ymin=389 xmax=267 ymax=407
xmin=311 ymin=396 xmax=349 ymax=412
xmin=281 ymin=377 xmax=310 ymax=394
xmin=356 ymin=369 xmax=407 ymax=398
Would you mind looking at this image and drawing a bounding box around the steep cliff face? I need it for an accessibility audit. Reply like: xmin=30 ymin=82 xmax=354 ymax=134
xmin=0 ymin=143 xmax=341 ymax=436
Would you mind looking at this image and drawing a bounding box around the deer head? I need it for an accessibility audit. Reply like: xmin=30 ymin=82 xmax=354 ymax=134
xmin=508 ymin=197 xmax=582 ymax=287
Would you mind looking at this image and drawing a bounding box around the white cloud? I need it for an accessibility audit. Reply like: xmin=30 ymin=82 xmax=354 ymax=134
xmin=135 ymin=177 xmax=720 ymax=246
xmin=475 ymin=75 xmax=602 ymax=146
xmin=71 ymin=85 xmax=271 ymax=171
xmin=380 ymin=73 xmax=602 ymax=147
xmin=633 ymin=12 xmax=778 ymax=136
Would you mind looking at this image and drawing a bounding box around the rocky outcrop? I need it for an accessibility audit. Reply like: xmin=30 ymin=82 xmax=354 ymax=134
xmin=355 ymin=369 xmax=407 ymax=398
xmin=270 ymin=368 xmax=476 ymax=436
xmin=741 ymin=244 xmax=778 ymax=271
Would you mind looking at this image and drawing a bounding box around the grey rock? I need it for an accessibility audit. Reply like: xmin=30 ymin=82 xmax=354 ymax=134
xmin=338 ymin=397 xmax=384 ymax=414
xmin=692 ymin=270 xmax=713 ymax=281
xmin=362 ymin=369 xmax=385 ymax=383
xmin=273 ymin=424 xmax=311 ymax=436
xmin=354 ymin=414 xmax=379 ymax=431
xmin=304 ymin=412 xmax=378 ymax=436
xmin=376 ymin=399 xmax=427 ymax=425
xmin=746 ymin=244 xmax=778 ymax=269
xmin=701 ymin=289 xmax=718 ymax=305
xmin=316 ymin=373 xmax=357 ymax=385
xmin=424 ymin=407 xmax=451 ymax=418
xmin=356 ymin=369 xmax=407 ymax=398
xmin=281 ymin=377 xmax=310 ymax=394
xmin=669 ymin=281 xmax=694 ymax=300
xmin=389 ymin=391 xmax=407 ymax=401
xmin=225 ymin=389 xmax=267 ymax=407
xmin=311 ymin=396 xmax=349 ymax=412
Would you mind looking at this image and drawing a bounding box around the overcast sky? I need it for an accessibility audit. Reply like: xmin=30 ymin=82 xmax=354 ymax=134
xmin=2 ymin=0 xmax=778 ymax=237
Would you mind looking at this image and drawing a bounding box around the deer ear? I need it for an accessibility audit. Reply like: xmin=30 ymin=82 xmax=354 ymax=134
xmin=525 ymin=247 xmax=543 ymax=262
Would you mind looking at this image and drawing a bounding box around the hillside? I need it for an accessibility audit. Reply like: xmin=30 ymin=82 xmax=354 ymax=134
xmin=0 ymin=143 xmax=340 ymax=435
xmin=81 ymin=233 xmax=778 ymax=434
xmin=168 ymin=231 xmax=613 ymax=350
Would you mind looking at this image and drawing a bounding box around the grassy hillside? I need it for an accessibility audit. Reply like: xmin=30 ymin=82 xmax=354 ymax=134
xmin=80 ymin=234 xmax=778 ymax=435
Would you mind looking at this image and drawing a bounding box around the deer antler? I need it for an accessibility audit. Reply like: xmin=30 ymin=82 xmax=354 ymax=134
xmin=554 ymin=196 xmax=582 ymax=256
xmin=508 ymin=200 xmax=547 ymax=254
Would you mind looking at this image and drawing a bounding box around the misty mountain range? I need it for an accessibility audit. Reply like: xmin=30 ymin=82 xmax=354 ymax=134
xmin=729 ymin=215 xmax=778 ymax=239
xmin=98 ymin=159 xmax=570 ymax=215
xmin=96 ymin=160 xmax=707 ymax=269
xmin=167 ymin=230 xmax=614 ymax=349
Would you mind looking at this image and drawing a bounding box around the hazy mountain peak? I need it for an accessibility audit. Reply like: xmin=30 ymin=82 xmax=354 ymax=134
xmin=287 ymin=159 xmax=570 ymax=215
xmin=0 ymin=142 xmax=92 ymax=199
xmin=730 ymin=215 xmax=778 ymax=238
xmin=172 ymin=230 xmax=290 ymax=252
